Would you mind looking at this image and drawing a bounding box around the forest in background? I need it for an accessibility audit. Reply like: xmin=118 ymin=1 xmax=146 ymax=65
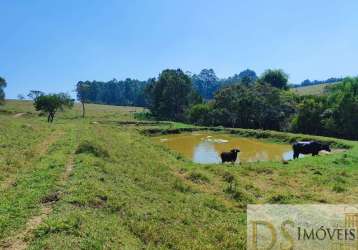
xmin=72 ymin=68 xmax=358 ymax=140
xmin=74 ymin=69 xmax=342 ymax=107
xmin=140 ymin=69 xmax=357 ymax=139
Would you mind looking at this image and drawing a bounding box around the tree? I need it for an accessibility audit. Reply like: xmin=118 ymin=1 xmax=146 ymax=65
xmin=212 ymin=84 xmax=258 ymax=128
xmin=289 ymin=78 xmax=358 ymax=139
xmin=326 ymin=78 xmax=358 ymax=139
xmin=250 ymin=83 xmax=296 ymax=130
xmin=72 ymin=79 xmax=148 ymax=107
xmin=290 ymin=96 xmax=327 ymax=135
xmin=259 ymin=69 xmax=289 ymax=89
xmin=300 ymin=77 xmax=343 ymax=87
xmin=220 ymin=69 xmax=258 ymax=86
xmin=301 ymin=79 xmax=312 ymax=86
xmin=17 ymin=94 xmax=25 ymax=100
xmin=145 ymin=69 xmax=200 ymax=121
xmin=211 ymin=83 xmax=296 ymax=129
xmin=34 ymin=93 xmax=74 ymax=123
xmin=0 ymin=76 xmax=7 ymax=104
xmin=238 ymin=69 xmax=257 ymax=86
xmin=76 ymin=82 xmax=91 ymax=118
xmin=192 ymin=69 xmax=220 ymax=99
xmin=27 ymin=90 xmax=44 ymax=100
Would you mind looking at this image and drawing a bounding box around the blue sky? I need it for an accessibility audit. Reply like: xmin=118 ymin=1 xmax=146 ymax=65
xmin=1 ymin=0 xmax=357 ymax=98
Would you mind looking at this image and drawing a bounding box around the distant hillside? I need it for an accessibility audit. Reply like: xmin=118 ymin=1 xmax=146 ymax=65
xmin=300 ymin=77 xmax=343 ymax=87
xmin=290 ymin=76 xmax=344 ymax=96
xmin=291 ymin=82 xmax=338 ymax=95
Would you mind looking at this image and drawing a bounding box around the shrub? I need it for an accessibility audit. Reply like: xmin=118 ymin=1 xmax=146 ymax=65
xmin=224 ymin=185 xmax=253 ymax=203
xmin=75 ymin=141 xmax=109 ymax=158
xmin=267 ymin=193 xmax=296 ymax=204
xmin=332 ymin=184 xmax=346 ymax=193
xmin=173 ymin=180 xmax=192 ymax=193
xmin=222 ymin=171 xmax=235 ymax=183
xmin=204 ymin=198 xmax=227 ymax=211
xmin=187 ymin=171 xmax=210 ymax=184
xmin=134 ymin=112 xmax=154 ymax=121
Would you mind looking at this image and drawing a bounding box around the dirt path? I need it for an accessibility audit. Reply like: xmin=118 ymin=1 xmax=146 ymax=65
xmin=1 ymin=156 xmax=75 ymax=250
xmin=60 ymin=156 xmax=74 ymax=185
xmin=34 ymin=130 xmax=65 ymax=157
xmin=13 ymin=113 xmax=26 ymax=118
xmin=1 ymin=206 xmax=53 ymax=250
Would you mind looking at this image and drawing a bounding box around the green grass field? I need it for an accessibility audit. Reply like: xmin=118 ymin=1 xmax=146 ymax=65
xmin=1 ymin=100 xmax=358 ymax=249
xmin=291 ymin=82 xmax=339 ymax=96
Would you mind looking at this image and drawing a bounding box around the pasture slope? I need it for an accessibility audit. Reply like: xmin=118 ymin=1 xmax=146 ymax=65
xmin=1 ymin=100 xmax=358 ymax=250
xmin=291 ymin=82 xmax=338 ymax=95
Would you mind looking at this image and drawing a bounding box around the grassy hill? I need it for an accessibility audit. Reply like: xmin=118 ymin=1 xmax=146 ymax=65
xmin=291 ymin=82 xmax=339 ymax=96
xmin=1 ymin=100 xmax=358 ymax=249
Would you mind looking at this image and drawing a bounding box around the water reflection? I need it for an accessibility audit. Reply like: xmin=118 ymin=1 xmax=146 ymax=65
xmin=193 ymin=141 xmax=221 ymax=164
xmin=153 ymin=132 xmax=296 ymax=164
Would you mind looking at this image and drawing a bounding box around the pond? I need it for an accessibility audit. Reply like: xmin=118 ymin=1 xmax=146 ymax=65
xmin=152 ymin=132 xmax=298 ymax=164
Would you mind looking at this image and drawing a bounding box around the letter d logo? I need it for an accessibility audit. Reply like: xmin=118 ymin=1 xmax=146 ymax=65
xmin=251 ymin=220 xmax=277 ymax=250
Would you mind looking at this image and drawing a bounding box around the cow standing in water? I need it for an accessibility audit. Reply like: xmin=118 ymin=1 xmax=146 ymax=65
xmin=292 ymin=141 xmax=331 ymax=159
xmin=220 ymin=149 xmax=240 ymax=164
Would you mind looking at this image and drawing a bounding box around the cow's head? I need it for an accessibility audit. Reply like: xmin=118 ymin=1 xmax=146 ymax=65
xmin=231 ymin=148 xmax=240 ymax=154
xmin=322 ymin=144 xmax=331 ymax=152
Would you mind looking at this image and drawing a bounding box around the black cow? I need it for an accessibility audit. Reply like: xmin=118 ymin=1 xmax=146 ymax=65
xmin=292 ymin=141 xmax=331 ymax=159
xmin=220 ymin=149 xmax=240 ymax=163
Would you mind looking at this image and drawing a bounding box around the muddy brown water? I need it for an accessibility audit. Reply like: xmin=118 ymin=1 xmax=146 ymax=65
xmin=152 ymin=132 xmax=299 ymax=164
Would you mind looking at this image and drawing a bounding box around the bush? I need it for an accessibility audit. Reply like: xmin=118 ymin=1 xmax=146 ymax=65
xmin=222 ymin=171 xmax=235 ymax=183
xmin=332 ymin=184 xmax=346 ymax=193
xmin=204 ymin=198 xmax=227 ymax=211
xmin=134 ymin=112 xmax=154 ymax=121
xmin=267 ymin=193 xmax=296 ymax=204
xmin=187 ymin=171 xmax=210 ymax=184
xmin=173 ymin=180 xmax=192 ymax=193
xmin=223 ymin=185 xmax=253 ymax=203
xmin=75 ymin=141 xmax=109 ymax=158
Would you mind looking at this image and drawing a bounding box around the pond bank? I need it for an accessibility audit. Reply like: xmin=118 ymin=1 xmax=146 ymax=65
xmin=143 ymin=126 xmax=353 ymax=150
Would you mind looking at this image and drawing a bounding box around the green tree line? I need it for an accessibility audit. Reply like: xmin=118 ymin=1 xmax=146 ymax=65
xmin=0 ymin=76 xmax=6 ymax=104
xmin=291 ymin=78 xmax=358 ymax=139
xmin=144 ymin=69 xmax=358 ymax=140
xmin=76 ymin=79 xmax=148 ymax=107
xmin=75 ymin=69 xmax=259 ymax=106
